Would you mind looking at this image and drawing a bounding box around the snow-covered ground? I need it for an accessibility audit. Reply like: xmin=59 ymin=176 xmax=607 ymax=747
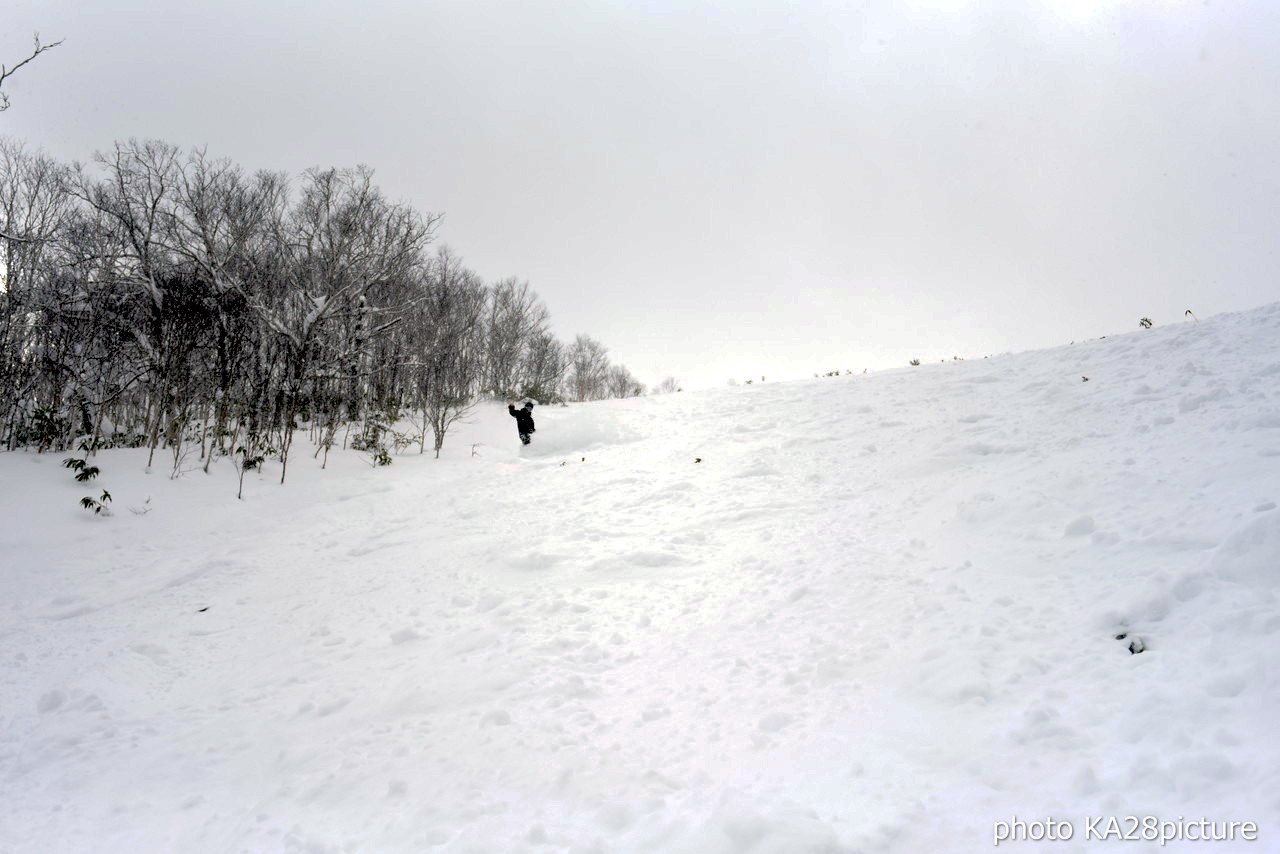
xmin=3 ymin=304 xmax=1280 ymax=853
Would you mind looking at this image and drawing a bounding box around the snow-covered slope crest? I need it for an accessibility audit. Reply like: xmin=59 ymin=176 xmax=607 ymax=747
xmin=2 ymin=304 xmax=1279 ymax=853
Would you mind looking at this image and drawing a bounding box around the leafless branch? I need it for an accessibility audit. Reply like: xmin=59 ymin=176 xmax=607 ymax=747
xmin=0 ymin=32 xmax=65 ymax=111
xmin=0 ymin=226 xmax=34 ymax=242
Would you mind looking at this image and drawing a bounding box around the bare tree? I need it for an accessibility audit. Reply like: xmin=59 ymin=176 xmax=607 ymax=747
xmin=0 ymin=140 xmax=77 ymax=447
xmin=413 ymin=247 xmax=486 ymax=457
xmin=520 ymin=331 xmax=567 ymax=404
xmin=654 ymin=376 xmax=679 ymax=394
xmin=605 ymin=364 xmax=644 ymax=399
xmin=68 ymin=139 xmax=195 ymax=469
xmin=165 ymin=156 xmax=288 ymax=468
xmin=0 ymin=138 xmax=71 ymax=254
xmin=566 ymin=334 xmax=611 ymax=402
xmin=483 ymin=277 xmax=550 ymax=398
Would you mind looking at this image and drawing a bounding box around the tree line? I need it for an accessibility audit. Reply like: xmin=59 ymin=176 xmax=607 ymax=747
xmin=0 ymin=137 xmax=644 ymax=479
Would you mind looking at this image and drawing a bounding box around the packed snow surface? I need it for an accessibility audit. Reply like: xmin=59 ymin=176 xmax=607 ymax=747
xmin=4 ymin=305 xmax=1280 ymax=853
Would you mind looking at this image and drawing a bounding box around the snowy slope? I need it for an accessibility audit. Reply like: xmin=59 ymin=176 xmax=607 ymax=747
xmin=3 ymin=304 xmax=1280 ymax=853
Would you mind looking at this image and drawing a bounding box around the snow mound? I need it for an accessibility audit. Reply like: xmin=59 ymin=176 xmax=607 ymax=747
xmin=519 ymin=400 xmax=639 ymax=458
xmin=1212 ymin=512 xmax=1280 ymax=587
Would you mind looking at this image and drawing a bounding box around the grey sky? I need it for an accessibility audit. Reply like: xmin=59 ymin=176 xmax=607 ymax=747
xmin=5 ymin=0 xmax=1279 ymax=387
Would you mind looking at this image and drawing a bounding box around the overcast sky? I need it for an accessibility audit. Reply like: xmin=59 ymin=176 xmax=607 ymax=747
xmin=4 ymin=0 xmax=1279 ymax=387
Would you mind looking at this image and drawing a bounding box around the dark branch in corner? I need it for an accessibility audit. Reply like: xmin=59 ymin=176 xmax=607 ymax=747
xmin=0 ymin=32 xmax=65 ymax=112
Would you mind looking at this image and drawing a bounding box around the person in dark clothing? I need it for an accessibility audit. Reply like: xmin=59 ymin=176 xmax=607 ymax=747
xmin=508 ymin=401 xmax=536 ymax=445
